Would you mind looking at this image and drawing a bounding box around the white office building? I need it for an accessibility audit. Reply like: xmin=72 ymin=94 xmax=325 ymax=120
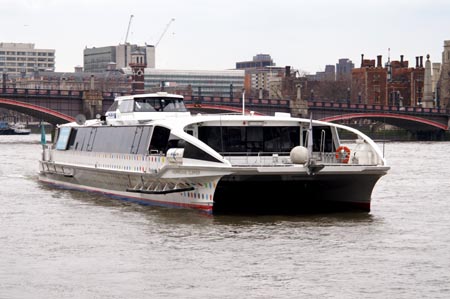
xmin=0 ymin=43 xmax=55 ymax=74
xmin=84 ymin=44 xmax=155 ymax=73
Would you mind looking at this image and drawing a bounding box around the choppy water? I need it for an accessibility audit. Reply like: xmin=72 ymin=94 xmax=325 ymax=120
xmin=1 ymin=134 xmax=450 ymax=299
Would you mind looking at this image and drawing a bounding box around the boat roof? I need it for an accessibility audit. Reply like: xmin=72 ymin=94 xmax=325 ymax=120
xmin=113 ymin=92 xmax=183 ymax=102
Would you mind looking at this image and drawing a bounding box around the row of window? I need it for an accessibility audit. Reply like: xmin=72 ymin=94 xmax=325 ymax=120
xmin=0 ymin=67 xmax=53 ymax=72
xmin=0 ymin=62 xmax=54 ymax=67
xmin=54 ymin=124 xmax=335 ymax=162
xmin=55 ymin=125 xmax=222 ymax=163
xmin=57 ymin=126 xmax=152 ymax=154
xmin=198 ymin=126 xmax=301 ymax=153
xmin=107 ymin=97 xmax=188 ymax=114
xmin=0 ymin=57 xmax=54 ymax=62
xmin=198 ymin=126 xmax=335 ymax=154
xmin=0 ymin=51 xmax=54 ymax=56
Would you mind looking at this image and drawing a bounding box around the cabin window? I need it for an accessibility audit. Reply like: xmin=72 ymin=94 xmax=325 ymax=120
xmin=263 ymin=127 xmax=300 ymax=152
xmin=118 ymin=100 xmax=134 ymax=113
xmin=73 ymin=127 xmax=90 ymax=151
xmin=306 ymin=126 xmax=334 ymax=152
xmin=133 ymin=97 xmax=188 ymax=112
xmin=134 ymin=126 xmax=153 ymax=154
xmin=89 ymin=127 xmax=114 ymax=152
xmin=183 ymin=142 xmax=222 ymax=163
xmin=66 ymin=126 xmax=153 ymax=154
xmin=55 ymin=127 xmax=72 ymax=150
xmin=198 ymin=126 xmax=300 ymax=154
xmin=106 ymin=101 xmax=119 ymax=112
xmin=198 ymin=126 xmax=223 ymax=152
xmin=222 ymin=127 xmax=246 ymax=152
xmin=67 ymin=128 xmax=78 ymax=149
xmin=149 ymin=126 xmax=170 ymax=154
xmin=134 ymin=101 xmax=155 ymax=112
xmin=246 ymin=127 xmax=263 ymax=152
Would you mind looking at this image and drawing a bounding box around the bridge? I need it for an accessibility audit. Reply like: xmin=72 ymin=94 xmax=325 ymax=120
xmin=308 ymin=101 xmax=449 ymax=129
xmin=1 ymin=87 xmax=449 ymax=138
xmin=0 ymin=88 xmax=290 ymax=124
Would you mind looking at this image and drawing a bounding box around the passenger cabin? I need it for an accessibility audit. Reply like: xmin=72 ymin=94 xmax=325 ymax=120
xmin=52 ymin=91 xmax=365 ymax=167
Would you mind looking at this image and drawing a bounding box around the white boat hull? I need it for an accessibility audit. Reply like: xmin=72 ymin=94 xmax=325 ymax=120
xmin=39 ymin=160 xmax=388 ymax=214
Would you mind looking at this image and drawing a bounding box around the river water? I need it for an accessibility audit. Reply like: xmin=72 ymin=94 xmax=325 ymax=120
xmin=1 ymin=134 xmax=449 ymax=299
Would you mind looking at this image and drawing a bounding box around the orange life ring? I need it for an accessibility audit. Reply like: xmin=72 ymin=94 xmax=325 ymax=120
xmin=335 ymin=146 xmax=351 ymax=163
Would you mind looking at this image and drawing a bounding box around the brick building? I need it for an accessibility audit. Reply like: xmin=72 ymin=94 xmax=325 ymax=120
xmin=351 ymin=54 xmax=424 ymax=106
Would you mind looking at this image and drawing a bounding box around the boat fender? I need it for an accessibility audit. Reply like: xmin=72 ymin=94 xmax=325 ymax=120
xmin=290 ymin=146 xmax=308 ymax=164
xmin=335 ymin=146 xmax=351 ymax=163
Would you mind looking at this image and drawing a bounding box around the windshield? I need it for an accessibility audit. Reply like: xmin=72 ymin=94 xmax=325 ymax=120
xmin=134 ymin=97 xmax=188 ymax=112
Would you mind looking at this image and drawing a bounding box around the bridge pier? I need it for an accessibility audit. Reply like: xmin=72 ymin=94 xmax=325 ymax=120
xmin=289 ymin=87 xmax=308 ymax=118
xmin=82 ymin=91 xmax=103 ymax=119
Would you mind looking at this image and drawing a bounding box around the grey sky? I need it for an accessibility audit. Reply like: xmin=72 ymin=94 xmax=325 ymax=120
xmin=2 ymin=0 xmax=449 ymax=73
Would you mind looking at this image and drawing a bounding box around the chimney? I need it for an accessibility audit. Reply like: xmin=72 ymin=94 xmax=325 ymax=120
xmin=361 ymin=54 xmax=364 ymax=67
xmin=415 ymin=57 xmax=419 ymax=68
xmin=400 ymin=55 xmax=404 ymax=67
xmin=420 ymin=56 xmax=423 ymax=68
xmin=377 ymin=55 xmax=382 ymax=68
xmin=90 ymin=75 xmax=95 ymax=90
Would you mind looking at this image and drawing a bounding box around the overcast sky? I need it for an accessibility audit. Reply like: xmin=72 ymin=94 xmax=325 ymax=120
xmin=2 ymin=0 xmax=450 ymax=74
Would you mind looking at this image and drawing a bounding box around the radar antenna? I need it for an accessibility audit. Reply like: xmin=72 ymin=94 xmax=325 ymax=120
xmin=75 ymin=114 xmax=87 ymax=125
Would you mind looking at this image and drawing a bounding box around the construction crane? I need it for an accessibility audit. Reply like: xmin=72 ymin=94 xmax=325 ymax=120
xmin=154 ymin=18 xmax=175 ymax=47
xmin=124 ymin=14 xmax=134 ymax=44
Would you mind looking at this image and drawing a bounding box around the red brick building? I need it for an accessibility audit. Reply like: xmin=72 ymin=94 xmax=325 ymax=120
xmin=351 ymin=54 xmax=424 ymax=106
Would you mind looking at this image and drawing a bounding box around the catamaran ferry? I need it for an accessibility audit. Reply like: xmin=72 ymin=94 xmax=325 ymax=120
xmin=38 ymin=92 xmax=389 ymax=214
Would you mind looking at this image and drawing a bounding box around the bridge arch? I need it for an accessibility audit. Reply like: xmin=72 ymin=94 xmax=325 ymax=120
xmin=319 ymin=112 xmax=448 ymax=131
xmin=0 ymin=98 xmax=74 ymax=125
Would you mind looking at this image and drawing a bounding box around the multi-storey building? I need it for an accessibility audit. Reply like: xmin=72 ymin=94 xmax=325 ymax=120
xmin=249 ymin=66 xmax=287 ymax=98
xmin=84 ymin=44 xmax=155 ymax=73
xmin=305 ymin=65 xmax=336 ymax=81
xmin=351 ymin=54 xmax=424 ymax=106
xmin=132 ymin=68 xmax=245 ymax=98
xmin=0 ymin=43 xmax=55 ymax=74
xmin=236 ymin=54 xmax=288 ymax=99
xmin=336 ymin=58 xmax=354 ymax=81
xmin=352 ymin=55 xmax=388 ymax=105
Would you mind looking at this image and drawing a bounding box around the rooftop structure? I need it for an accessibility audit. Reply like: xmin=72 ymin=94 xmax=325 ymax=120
xmin=236 ymin=54 xmax=275 ymax=70
xmin=84 ymin=44 xmax=155 ymax=73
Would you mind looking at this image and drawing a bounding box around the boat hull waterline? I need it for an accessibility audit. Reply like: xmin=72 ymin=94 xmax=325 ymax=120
xmin=39 ymin=161 xmax=388 ymax=214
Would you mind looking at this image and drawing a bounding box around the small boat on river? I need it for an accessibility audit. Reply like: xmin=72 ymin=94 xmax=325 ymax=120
xmin=0 ymin=121 xmax=31 ymax=135
xmin=38 ymin=92 xmax=389 ymax=214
